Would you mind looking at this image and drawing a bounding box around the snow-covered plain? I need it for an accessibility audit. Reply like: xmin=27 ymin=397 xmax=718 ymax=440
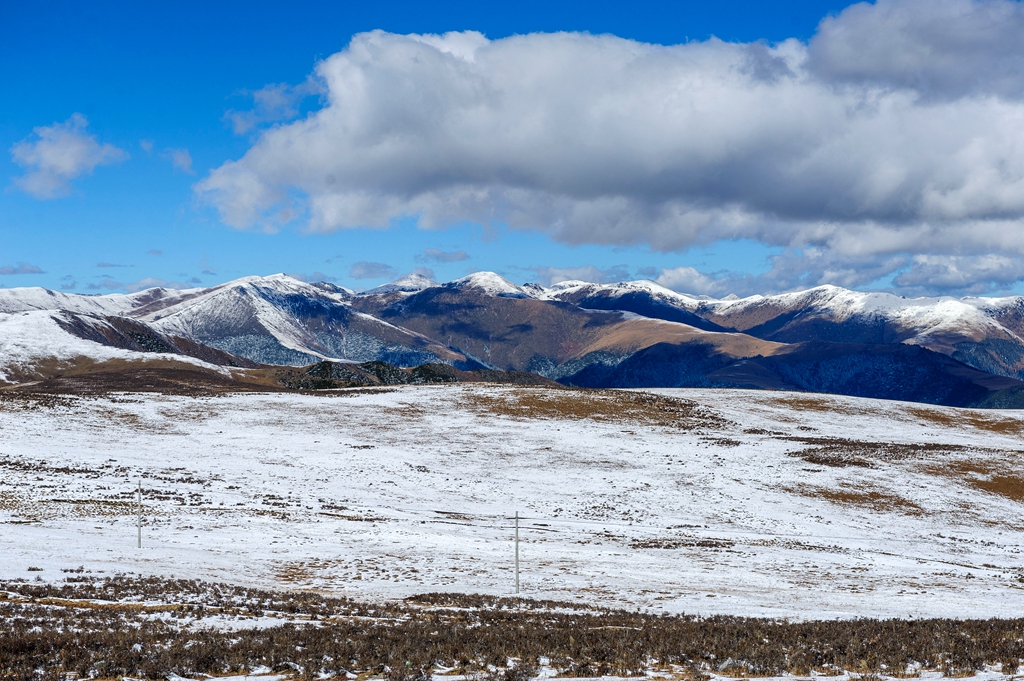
xmin=1 ymin=384 xmax=1022 ymax=619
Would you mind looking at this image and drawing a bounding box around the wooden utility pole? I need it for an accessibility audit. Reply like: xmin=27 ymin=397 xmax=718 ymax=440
xmin=137 ymin=479 xmax=142 ymax=549
xmin=514 ymin=511 xmax=520 ymax=595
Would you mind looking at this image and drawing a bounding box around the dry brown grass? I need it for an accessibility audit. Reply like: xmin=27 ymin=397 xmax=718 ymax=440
xmin=905 ymin=407 xmax=1024 ymax=436
xmin=383 ymin=403 xmax=427 ymax=419
xmin=787 ymin=485 xmax=926 ymax=516
xmin=630 ymin=537 xmax=736 ymax=550
xmin=462 ymin=388 xmax=727 ymax=430
xmin=786 ymin=437 xmax=966 ymax=468
xmin=3 ymin=575 xmax=1024 ymax=680
xmin=776 ymin=396 xmax=842 ymax=413
xmin=924 ymin=461 xmax=1024 ymax=503
xmin=39 ymin=499 xmax=138 ymax=518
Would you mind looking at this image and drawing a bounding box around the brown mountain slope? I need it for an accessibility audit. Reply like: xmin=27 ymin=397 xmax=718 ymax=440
xmin=351 ymin=286 xmax=784 ymax=374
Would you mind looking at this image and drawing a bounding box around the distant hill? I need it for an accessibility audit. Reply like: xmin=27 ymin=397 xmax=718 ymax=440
xmin=3 ymin=273 xmax=1024 ymax=407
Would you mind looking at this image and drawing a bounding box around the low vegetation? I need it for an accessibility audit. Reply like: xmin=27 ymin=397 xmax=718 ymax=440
xmin=462 ymin=387 xmax=728 ymax=430
xmin=1 ymin=576 xmax=1022 ymax=680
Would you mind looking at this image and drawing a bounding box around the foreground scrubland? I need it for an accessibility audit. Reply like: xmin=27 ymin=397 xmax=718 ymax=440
xmin=2 ymin=383 xmax=1024 ymax=676
xmin=1 ymin=574 xmax=1022 ymax=681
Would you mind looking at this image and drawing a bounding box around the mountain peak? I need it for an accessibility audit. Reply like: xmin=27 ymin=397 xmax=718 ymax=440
xmin=449 ymin=271 xmax=531 ymax=298
xmin=363 ymin=272 xmax=438 ymax=295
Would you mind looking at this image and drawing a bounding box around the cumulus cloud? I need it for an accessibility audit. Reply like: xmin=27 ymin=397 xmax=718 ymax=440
xmin=808 ymin=0 xmax=1024 ymax=100
xmin=10 ymin=114 xmax=127 ymax=198
xmin=652 ymin=247 xmax=920 ymax=297
xmin=349 ymin=261 xmax=397 ymax=279
xmin=162 ymin=148 xmax=194 ymax=174
xmin=654 ymin=267 xmax=745 ymax=298
xmin=893 ymin=255 xmax=1024 ymax=295
xmin=529 ymin=265 xmax=631 ymax=286
xmin=417 ymin=248 xmax=470 ymax=263
xmin=195 ymin=1 xmax=1024 ymax=295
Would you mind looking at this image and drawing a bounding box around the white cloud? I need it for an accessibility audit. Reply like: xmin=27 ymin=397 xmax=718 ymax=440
xmin=87 ymin=279 xmax=125 ymax=291
xmin=893 ymin=254 xmax=1024 ymax=294
xmin=0 ymin=263 xmax=44 ymax=275
xmin=287 ymin=271 xmax=338 ymax=283
xmin=529 ymin=265 xmax=631 ymax=286
xmin=417 ymin=248 xmax=470 ymax=263
xmin=653 ymin=265 xmax=790 ymax=298
xmin=10 ymin=114 xmax=128 ymax=198
xmin=224 ymin=81 xmax=319 ymax=135
xmin=654 ymin=250 xmax=913 ymax=297
xmin=122 ymin=277 xmax=195 ymax=293
xmin=808 ymin=0 xmax=1024 ymax=100
xmin=349 ymin=261 xmax=397 ymax=279
xmin=162 ymin=148 xmax=194 ymax=174
xmin=410 ymin=266 xmax=436 ymax=280
xmin=195 ymin=1 xmax=1024 ymax=295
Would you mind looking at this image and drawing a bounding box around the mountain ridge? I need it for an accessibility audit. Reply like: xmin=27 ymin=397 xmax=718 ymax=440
xmin=4 ymin=272 xmax=1024 ymax=407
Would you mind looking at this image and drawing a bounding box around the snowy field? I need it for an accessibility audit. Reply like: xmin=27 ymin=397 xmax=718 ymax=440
xmin=1 ymin=384 xmax=1022 ymax=619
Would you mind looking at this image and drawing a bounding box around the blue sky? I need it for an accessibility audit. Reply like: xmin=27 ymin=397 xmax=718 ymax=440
xmin=4 ymin=0 xmax=1024 ymax=297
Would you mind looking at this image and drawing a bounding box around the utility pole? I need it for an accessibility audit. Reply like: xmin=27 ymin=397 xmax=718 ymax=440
xmin=137 ymin=478 xmax=142 ymax=549
xmin=514 ymin=511 xmax=520 ymax=595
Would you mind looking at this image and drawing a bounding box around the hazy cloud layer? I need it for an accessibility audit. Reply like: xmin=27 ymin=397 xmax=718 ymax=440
xmin=87 ymin=279 xmax=124 ymax=291
xmin=287 ymin=271 xmax=338 ymax=283
xmin=224 ymin=81 xmax=319 ymax=135
xmin=11 ymin=114 xmax=127 ymax=198
xmin=410 ymin=266 xmax=437 ymax=280
xmin=0 ymin=263 xmax=45 ymax=275
xmin=197 ymin=0 xmax=1024 ymax=295
xmin=530 ymin=265 xmax=631 ymax=286
xmin=163 ymin=148 xmax=194 ymax=174
xmin=122 ymin=277 xmax=196 ymax=293
xmin=349 ymin=261 xmax=397 ymax=279
xmin=417 ymin=248 xmax=470 ymax=263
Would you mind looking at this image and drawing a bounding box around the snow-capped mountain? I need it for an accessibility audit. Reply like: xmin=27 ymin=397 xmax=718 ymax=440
xmin=361 ymin=272 xmax=437 ymax=295
xmin=3 ymin=272 xmax=1024 ymax=407
xmin=130 ymin=274 xmax=464 ymax=367
xmin=549 ymin=281 xmax=1024 ymax=381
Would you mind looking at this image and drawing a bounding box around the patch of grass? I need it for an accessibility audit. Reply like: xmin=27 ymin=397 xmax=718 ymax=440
xmin=463 ymin=388 xmax=727 ymax=430
xmin=924 ymin=461 xmax=1024 ymax=503
xmin=787 ymin=485 xmax=926 ymax=516
xmin=786 ymin=438 xmax=966 ymax=468
xmin=905 ymin=407 xmax=1024 ymax=436
xmin=630 ymin=537 xmax=735 ymax=550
